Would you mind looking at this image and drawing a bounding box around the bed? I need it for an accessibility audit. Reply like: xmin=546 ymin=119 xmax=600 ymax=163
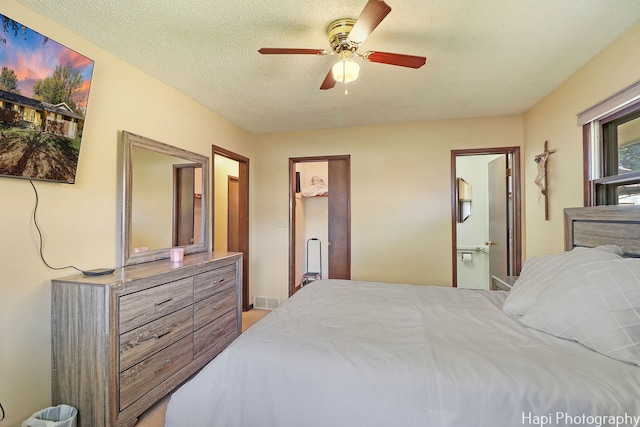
xmin=164 ymin=206 xmax=640 ymax=427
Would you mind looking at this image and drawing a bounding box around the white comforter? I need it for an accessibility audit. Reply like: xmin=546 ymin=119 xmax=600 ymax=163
xmin=165 ymin=280 xmax=640 ymax=427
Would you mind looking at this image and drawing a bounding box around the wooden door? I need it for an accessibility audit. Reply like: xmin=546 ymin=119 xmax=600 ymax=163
xmin=227 ymin=176 xmax=240 ymax=252
xmin=173 ymin=165 xmax=195 ymax=246
xmin=328 ymin=158 xmax=351 ymax=279
xmin=488 ymin=155 xmax=509 ymax=278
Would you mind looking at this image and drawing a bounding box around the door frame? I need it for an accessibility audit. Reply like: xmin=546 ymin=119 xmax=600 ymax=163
xmin=213 ymin=146 xmax=251 ymax=311
xmin=289 ymin=155 xmax=351 ymax=297
xmin=450 ymin=147 xmax=522 ymax=287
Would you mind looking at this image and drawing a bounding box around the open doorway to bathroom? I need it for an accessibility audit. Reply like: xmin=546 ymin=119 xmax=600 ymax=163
xmin=451 ymin=147 xmax=522 ymax=288
xmin=213 ymin=146 xmax=250 ymax=310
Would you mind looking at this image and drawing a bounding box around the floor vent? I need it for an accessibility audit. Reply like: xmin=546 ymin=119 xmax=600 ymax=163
xmin=254 ymin=296 xmax=280 ymax=310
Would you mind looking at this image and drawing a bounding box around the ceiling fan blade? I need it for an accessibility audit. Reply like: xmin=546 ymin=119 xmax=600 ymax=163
xmin=363 ymin=51 xmax=426 ymax=69
xmin=258 ymin=48 xmax=328 ymax=55
xmin=320 ymin=69 xmax=336 ymax=90
xmin=347 ymin=0 xmax=392 ymax=45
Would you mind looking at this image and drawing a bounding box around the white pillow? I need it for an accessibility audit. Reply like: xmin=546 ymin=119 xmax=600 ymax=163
xmin=502 ymin=245 xmax=623 ymax=316
xmin=519 ymin=256 xmax=640 ymax=365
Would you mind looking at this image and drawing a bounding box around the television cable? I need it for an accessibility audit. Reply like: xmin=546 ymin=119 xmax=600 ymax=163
xmin=30 ymin=180 xmax=114 ymax=276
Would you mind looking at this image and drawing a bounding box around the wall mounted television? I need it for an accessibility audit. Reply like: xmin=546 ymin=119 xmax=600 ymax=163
xmin=0 ymin=14 xmax=94 ymax=184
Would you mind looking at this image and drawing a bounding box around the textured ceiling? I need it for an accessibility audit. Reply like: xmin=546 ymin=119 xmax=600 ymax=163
xmin=13 ymin=0 xmax=640 ymax=134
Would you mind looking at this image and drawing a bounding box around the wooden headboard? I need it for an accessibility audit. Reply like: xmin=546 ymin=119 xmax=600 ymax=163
xmin=564 ymin=206 xmax=640 ymax=257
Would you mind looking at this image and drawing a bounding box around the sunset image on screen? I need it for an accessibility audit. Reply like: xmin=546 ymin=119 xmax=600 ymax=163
xmin=0 ymin=15 xmax=95 ymax=183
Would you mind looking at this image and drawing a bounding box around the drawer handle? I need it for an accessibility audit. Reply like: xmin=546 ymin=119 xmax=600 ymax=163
xmin=156 ymin=359 xmax=173 ymax=374
xmin=154 ymin=297 xmax=173 ymax=306
xmin=156 ymin=327 xmax=174 ymax=339
xmin=213 ymin=302 xmax=224 ymax=310
xmin=212 ymin=326 xmax=225 ymax=337
xmin=214 ymin=278 xmax=225 ymax=284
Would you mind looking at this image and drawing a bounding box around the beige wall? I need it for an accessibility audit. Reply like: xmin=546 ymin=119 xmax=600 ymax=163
xmin=523 ymin=21 xmax=640 ymax=257
xmin=130 ymin=147 xmax=178 ymax=250
xmin=0 ymin=3 xmax=253 ymax=425
xmin=252 ymin=117 xmax=524 ymax=303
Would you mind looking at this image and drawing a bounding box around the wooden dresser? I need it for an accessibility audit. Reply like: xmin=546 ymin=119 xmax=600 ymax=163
xmin=51 ymin=251 xmax=242 ymax=427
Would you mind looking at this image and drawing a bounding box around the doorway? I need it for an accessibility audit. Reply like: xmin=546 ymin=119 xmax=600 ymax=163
xmin=451 ymin=147 xmax=522 ymax=288
xmin=173 ymin=164 xmax=202 ymax=246
xmin=289 ymin=155 xmax=351 ymax=296
xmin=213 ymin=146 xmax=250 ymax=310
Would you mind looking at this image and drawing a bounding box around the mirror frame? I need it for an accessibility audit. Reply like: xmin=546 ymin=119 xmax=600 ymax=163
xmin=121 ymin=131 xmax=209 ymax=266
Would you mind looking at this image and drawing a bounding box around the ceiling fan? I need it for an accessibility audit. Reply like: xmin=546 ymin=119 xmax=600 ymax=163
xmin=258 ymin=0 xmax=427 ymax=92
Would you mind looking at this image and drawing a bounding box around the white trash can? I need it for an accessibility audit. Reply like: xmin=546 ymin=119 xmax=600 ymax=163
xmin=22 ymin=404 xmax=77 ymax=427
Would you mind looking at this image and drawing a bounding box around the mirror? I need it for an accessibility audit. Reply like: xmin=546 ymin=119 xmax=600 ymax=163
xmin=121 ymin=131 xmax=209 ymax=265
xmin=457 ymin=177 xmax=472 ymax=223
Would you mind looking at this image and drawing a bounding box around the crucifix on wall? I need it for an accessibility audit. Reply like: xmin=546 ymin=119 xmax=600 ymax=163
xmin=534 ymin=140 xmax=557 ymax=221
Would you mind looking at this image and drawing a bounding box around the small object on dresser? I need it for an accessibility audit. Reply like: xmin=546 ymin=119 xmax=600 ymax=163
xmin=82 ymin=268 xmax=115 ymax=276
xmin=170 ymin=248 xmax=184 ymax=263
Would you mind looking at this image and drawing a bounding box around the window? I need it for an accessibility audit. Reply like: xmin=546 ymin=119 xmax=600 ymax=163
xmin=595 ymin=108 xmax=640 ymax=205
xmin=581 ymin=80 xmax=640 ymax=206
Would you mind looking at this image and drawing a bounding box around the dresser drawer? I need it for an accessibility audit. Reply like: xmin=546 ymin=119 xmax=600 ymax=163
xmin=194 ymin=288 xmax=236 ymax=331
xmin=193 ymin=309 xmax=237 ymax=357
xmin=120 ymin=277 xmax=193 ymax=333
xmin=120 ymin=306 xmax=193 ymax=372
xmin=194 ymin=264 xmax=236 ymax=302
xmin=120 ymin=335 xmax=193 ymax=410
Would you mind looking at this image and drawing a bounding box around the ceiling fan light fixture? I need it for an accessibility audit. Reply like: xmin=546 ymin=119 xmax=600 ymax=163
xmin=332 ymin=59 xmax=360 ymax=83
xmin=332 ymin=51 xmax=360 ymax=83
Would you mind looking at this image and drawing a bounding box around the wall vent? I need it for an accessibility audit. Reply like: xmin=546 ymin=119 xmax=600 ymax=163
xmin=254 ymin=296 xmax=280 ymax=310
